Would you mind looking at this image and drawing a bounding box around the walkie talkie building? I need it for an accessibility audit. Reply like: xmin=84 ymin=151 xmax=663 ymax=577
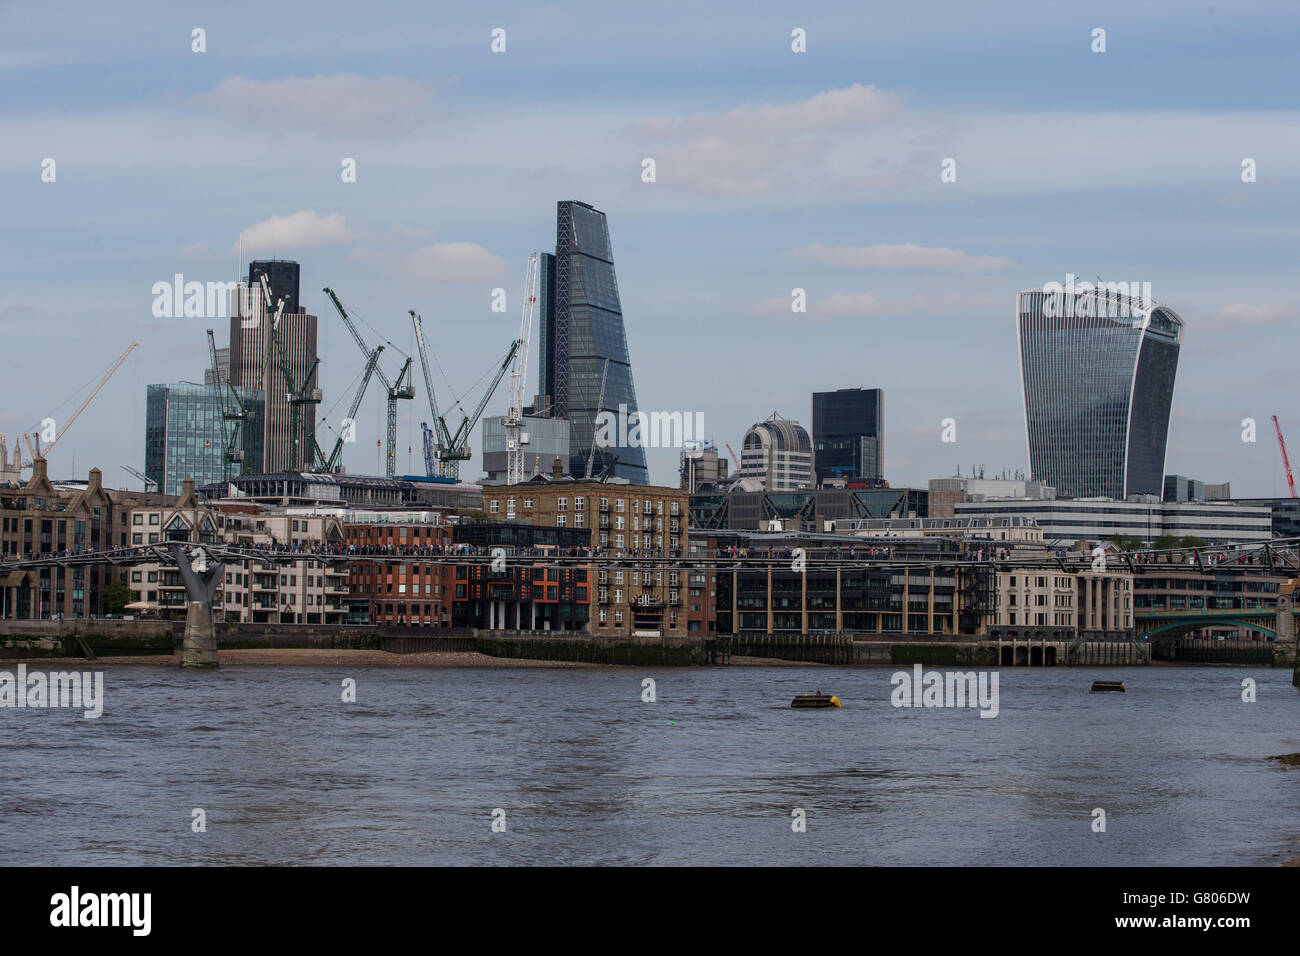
xmin=536 ymin=201 xmax=649 ymax=484
xmin=1017 ymin=284 xmax=1183 ymax=500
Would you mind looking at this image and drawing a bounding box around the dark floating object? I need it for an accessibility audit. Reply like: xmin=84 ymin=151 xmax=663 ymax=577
xmin=791 ymin=692 xmax=842 ymax=709
xmin=1090 ymin=680 xmax=1126 ymax=693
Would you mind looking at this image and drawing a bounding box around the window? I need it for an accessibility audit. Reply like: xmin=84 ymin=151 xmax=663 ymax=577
xmin=149 ymin=514 xmax=159 ymax=525
xmin=132 ymin=514 xmax=142 ymax=526
xmin=558 ymin=498 xmax=567 ymax=511
xmin=524 ymin=498 xmax=533 ymax=509
xmin=575 ymin=497 xmax=584 ymax=510
xmin=557 ymin=515 xmax=566 ymax=527
xmin=489 ymin=500 xmax=500 ymax=514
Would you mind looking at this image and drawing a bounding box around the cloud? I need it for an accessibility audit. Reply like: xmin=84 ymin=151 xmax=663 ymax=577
xmin=759 ymin=289 xmax=1003 ymax=321
xmin=197 ymin=74 xmax=435 ymax=137
xmin=1215 ymin=303 xmax=1297 ymax=325
xmin=791 ymin=243 xmax=1012 ymax=271
xmin=391 ymin=242 xmax=508 ymax=282
xmin=634 ymin=84 xmax=900 ymax=198
xmin=235 ymin=211 xmax=352 ymax=252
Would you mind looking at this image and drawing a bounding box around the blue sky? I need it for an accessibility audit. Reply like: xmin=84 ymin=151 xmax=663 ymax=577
xmin=2 ymin=0 xmax=1299 ymax=495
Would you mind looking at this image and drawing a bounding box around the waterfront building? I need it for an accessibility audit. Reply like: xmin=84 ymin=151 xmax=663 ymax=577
xmin=481 ymin=463 xmax=689 ymax=636
xmin=1017 ymin=286 xmax=1183 ymax=498
xmin=953 ymin=498 xmax=1271 ymax=546
xmin=535 ymin=201 xmax=649 ymax=484
xmin=811 ymin=388 xmax=884 ymax=486
xmin=739 ymin=413 xmax=813 ymax=492
xmin=144 ymin=382 xmax=264 ymax=495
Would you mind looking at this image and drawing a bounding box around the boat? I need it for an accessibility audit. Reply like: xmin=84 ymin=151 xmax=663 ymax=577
xmin=791 ymin=692 xmax=842 ymax=708
xmin=1090 ymin=680 xmax=1126 ymax=693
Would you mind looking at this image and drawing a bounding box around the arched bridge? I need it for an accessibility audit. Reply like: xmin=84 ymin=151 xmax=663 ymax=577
xmin=1135 ymin=607 xmax=1286 ymax=641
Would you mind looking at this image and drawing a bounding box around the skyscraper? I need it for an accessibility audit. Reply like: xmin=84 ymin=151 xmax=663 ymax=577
xmin=144 ymin=383 xmax=264 ymax=495
xmin=228 ymin=260 xmax=320 ymax=473
xmin=811 ymin=387 xmax=885 ymax=486
xmin=536 ymin=201 xmax=649 ymax=484
xmin=1017 ymin=285 xmax=1183 ymax=499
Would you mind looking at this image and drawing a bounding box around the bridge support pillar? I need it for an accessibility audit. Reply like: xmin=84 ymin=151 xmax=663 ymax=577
xmin=173 ymin=544 xmax=223 ymax=671
xmin=182 ymin=602 xmax=219 ymax=669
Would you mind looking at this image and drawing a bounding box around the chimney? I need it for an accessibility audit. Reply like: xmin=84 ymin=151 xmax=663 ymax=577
xmin=87 ymin=467 xmax=102 ymax=492
xmin=552 ymin=457 xmax=564 ymax=481
xmin=29 ymin=457 xmax=47 ymax=485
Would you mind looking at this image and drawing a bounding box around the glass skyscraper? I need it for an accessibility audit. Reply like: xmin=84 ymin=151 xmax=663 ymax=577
xmin=536 ymin=201 xmax=649 ymax=484
xmin=145 ymin=383 xmax=264 ymax=495
xmin=811 ymin=387 xmax=884 ymax=486
xmin=1017 ymin=286 xmax=1183 ymax=500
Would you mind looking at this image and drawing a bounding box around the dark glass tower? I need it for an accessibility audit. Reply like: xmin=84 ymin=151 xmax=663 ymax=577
xmin=536 ymin=201 xmax=649 ymax=484
xmin=1017 ymin=287 xmax=1183 ymax=499
xmin=811 ymin=388 xmax=884 ymax=486
xmin=248 ymin=260 xmax=301 ymax=316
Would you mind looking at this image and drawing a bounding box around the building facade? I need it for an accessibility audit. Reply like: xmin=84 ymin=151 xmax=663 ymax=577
xmin=1017 ymin=286 xmax=1183 ymax=498
xmin=811 ymin=388 xmax=884 ymax=486
xmin=482 ymin=477 xmax=690 ymax=636
xmin=535 ymin=201 xmax=649 ymax=484
xmin=145 ymin=382 xmax=264 ymax=495
xmin=953 ymin=498 xmax=1272 ymax=545
xmin=480 ymin=414 xmax=571 ymax=485
xmin=740 ymin=413 xmax=813 ymax=492
xmin=228 ymin=261 xmax=320 ymax=473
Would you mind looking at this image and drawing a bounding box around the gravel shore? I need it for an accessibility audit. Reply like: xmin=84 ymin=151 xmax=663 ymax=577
xmin=4 ymin=649 xmax=588 ymax=668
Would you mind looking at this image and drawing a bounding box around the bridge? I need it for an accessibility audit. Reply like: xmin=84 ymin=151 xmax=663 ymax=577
xmin=1135 ymin=607 xmax=1285 ymax=640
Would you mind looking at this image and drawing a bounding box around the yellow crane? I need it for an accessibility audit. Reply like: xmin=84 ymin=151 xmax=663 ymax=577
xmin=30 ymin=341 xmax=140 ymax=464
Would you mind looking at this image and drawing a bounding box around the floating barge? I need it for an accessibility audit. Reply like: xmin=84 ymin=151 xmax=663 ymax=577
xmin=791 ymin=692 xmax=842 ymax=708
xmin=1090 ymin=680 xmax=1126 ymax=693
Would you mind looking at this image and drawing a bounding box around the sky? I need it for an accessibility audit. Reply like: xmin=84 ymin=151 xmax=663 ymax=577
xmin=2 ymin=0 xmax=1299 ymax=496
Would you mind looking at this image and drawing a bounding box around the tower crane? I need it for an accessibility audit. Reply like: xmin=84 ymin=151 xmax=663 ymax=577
xmin=504 ymin=254 xmax=538 ymax=486
xmin=259 ymin=276 xmax=324 ymax=472
xmin=1272 ymin=415 xmax=1297 ymax=498
xmin=121 ymin=465 xmax=158 ymax=493
xmin=410 ymin=308 xmax=521 ymax=480
xmin=410 ymin=310 xmax=455 ymax=479
xmin=207 ymin=329 xmax=248 ymax=481
xmin=725 ymin=443 xmax=742 ymax=472
xmin=320 ymin=344 xmax=384 ymax=473
xmin=31 ymin=341 xmax=139 ymax=465
xmin=322 ymin=287 xmax=415 ymax=477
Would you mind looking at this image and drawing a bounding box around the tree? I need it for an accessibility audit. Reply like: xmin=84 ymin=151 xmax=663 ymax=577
xmin=1153 ymin=534 xmax=1180 ymax=551
xmin=1180 ymin=535 xmax=1206 ymax=550
xmin=1110 ymin=534 xmax=1142 ymax=552
xmin=101 ymin=579 xmax=134 ymax=616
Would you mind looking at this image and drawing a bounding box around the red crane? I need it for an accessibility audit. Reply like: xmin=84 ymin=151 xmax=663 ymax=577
xmin=725 ymin=443 xmax=742 ymax=472
xmin=1271 ymin=415 xmax=1296 ymax=498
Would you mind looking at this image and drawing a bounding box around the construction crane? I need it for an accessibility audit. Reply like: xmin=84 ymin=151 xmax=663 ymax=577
xmin=121 ymin=465 xmax=158 ymax=493
xmin=260 ymin=276 xmax=324 ymax=472
xmin=207 ymin=329 xmax=249 ymax=481
xmin=31 ymin=341 xmax=139 ymax=465
xmin=725 ymin=443 xmax=742 ymax=472
xmin=410 ymin=311 xmax=455 ymax=479
xmin=584 ymin=358 xmax=611 ymax=480
xmin=320 ymin=345 xmax=384 ymax=473
xmin=323 ymin=287 xmax=415 ymax=477
xmin=410 ymin=309 xmax=521 ymax=480
xmin=1273 ymin=415 xmax=1297 ymax=498
xmin=503 ymin=254 xmax=538 ymax=486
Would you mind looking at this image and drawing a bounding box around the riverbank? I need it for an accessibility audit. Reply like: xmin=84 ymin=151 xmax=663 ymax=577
xmin=12 ymin=649 xmax=589 ymax=668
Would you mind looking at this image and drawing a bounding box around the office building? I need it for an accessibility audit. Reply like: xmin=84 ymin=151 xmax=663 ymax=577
xmin=480 ymin=414 xmax=570 ymax=485
xmin=1163 ymin=474 xmax=1206 ymax=503
xmin=680 ymin=442 xmax=728 ymax=493
xmin=144 ymin=382 xmax=264 ymax=496
xmin=535 ymin=201 xmax=649 ymax=484
xmin=1017 ymin=285 xmax=1183 ymax=498
xmin=811 ymin=388 xmax=884 ymax=486
xmin=228 ymin=260 xmax=320 ymax=472
xmin=928 ymin=472 xmax=1054 ymax=517
xmin=953 ymin=498 xmax=1271 ymax=546
xmin=740 ymin=413 xmax=812 ymax=491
